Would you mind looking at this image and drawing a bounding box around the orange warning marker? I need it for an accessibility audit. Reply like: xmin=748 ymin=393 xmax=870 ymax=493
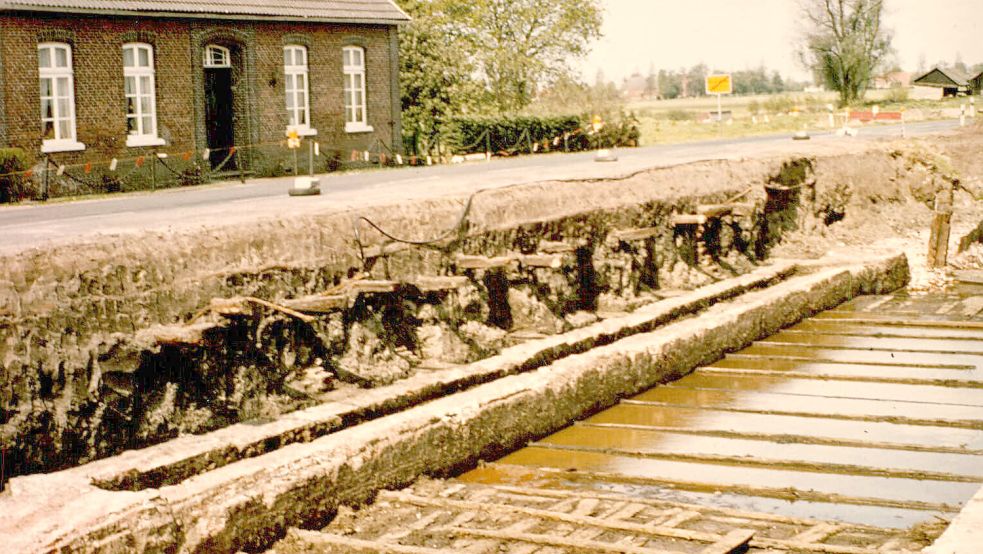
xmin=182 ymin=151 xmax=192 ymax=161
xmin=135 ymin=156 xmax=145 ymax=168
xmin=84 ymin=162 xmax=92 ymax=174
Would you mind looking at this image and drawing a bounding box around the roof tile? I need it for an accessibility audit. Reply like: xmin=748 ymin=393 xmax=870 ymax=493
xmin=0 ymin=0 xmax=410 ymax=24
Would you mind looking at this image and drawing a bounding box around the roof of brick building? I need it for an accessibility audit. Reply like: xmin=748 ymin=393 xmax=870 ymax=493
xmin=0 ymin=0 xmax=410 ymax=24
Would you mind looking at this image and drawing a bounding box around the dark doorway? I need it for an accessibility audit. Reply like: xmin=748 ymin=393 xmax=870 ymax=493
xmin=205 ymin=67 xmax=235 ymax=170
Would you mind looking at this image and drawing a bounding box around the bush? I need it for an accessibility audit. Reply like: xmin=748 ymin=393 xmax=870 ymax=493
xmin=440 ymin=113 xmax=640 ymax=155
xmin=0 ymin=148 xmax=29 ymax=203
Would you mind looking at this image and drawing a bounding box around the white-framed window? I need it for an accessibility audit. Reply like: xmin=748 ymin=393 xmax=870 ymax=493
xmin=123 ymin=43 xmax=164 ymax=147
xmin=343 ymin=46 xmax=372 ymax=133
xmin=204 ymin=45 xmax=230 ymax=68
xmin=284 ymin=45 xmax=315 ymax=135
xmin=38 ymin=42 xmax=84 ymax=153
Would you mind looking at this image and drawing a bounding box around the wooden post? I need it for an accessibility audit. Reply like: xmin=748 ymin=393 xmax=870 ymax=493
xmin=927 ymin=182 xmax=955 ymax=268
xmin=150 ymin=149 xmax=157 ymax=191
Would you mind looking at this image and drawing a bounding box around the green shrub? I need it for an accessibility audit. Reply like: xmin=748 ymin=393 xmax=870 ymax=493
xmin=0 ymin=148 xmax=28 ymax=203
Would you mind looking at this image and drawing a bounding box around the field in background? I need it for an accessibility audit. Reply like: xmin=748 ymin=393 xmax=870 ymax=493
xmin=629 ymin=90 xmax=972 ymax=146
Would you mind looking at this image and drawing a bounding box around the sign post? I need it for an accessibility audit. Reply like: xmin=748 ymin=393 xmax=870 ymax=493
xmin=287 ymin=128 xmax=320 ymax=196
xmin=705 ymin=74 xmax=732 ymax=123
xmin=591 ymin=114 xmax=618 ymax=162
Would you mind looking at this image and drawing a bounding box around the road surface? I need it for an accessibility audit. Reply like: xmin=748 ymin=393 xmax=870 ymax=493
xmin=0 ymin=120 xmax=959 ymax=255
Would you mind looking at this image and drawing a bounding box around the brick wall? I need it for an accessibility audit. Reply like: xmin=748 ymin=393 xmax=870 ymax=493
xmin=0 ymin=13 xmax=399 ymax=176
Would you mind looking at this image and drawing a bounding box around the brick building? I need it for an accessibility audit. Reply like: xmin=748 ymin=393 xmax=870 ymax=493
xmin=0 ymin=0 xmax=408 ymax=182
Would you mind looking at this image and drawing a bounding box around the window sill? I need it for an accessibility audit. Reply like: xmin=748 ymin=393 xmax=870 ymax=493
xmin=41 ymin=140 xmax=86 ymax=154
xmin=345 ymin=123 xmax=374 ymax=134
xmin=126 ymin=136 xmax=167 ymax=148
xmin=288 ymin=126 xmax=318 ymax=137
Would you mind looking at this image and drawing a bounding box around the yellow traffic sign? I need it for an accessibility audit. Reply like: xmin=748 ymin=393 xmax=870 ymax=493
xmin=705 ymin=74 xmax=733 ymax=95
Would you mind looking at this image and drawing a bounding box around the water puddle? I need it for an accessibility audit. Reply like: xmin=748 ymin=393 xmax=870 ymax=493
xmin=461 ymin=285 xmax=983 ymax=529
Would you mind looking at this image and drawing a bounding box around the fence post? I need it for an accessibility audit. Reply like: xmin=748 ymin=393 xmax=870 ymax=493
xmin=526 ymin=130 xmax=533 ymax=154
xmin=42 ymin=156 xmax=50 ymax=201
xmin=485 ymin=130 xmax=491 ymax=159
xmin=150 ymin=149 xmax=157 ymax=191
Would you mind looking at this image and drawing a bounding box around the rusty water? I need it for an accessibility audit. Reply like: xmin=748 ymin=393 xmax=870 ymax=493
xmin=460 ymin=281 xmax=983 ymax=529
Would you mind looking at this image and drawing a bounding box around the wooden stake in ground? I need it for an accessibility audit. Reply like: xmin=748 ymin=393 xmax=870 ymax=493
xmin=927 ymin=181 xmax=955 ymax=268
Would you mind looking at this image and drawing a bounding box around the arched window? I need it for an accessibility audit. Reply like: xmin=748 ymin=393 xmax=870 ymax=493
xmin=342 ymin=46 xmax=371 ymax=133
xmin=38 ymin=42 xmax=84 ymax=152
xmin=204 ymin=45 xmax=230 ymax=68
xmin=123 ymin=43 xmax=163 ymax=147
xmin=284 ymin=45 xmax=312 ymax=133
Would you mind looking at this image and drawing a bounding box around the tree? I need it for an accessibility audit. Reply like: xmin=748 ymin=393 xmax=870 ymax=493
xmin=447 ymin=0 xmax=603 ymax=113
xmin=797 ymin=0 xmax=893 ymax=106
xmin=396 ymin=0 xmax=484 ymax=147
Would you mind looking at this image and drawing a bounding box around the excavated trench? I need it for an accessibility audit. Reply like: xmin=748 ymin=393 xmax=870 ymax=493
xmin=1 ymin=158 xmax=807 ymax=489
xmin=3 ymin=130 xmax=983 ymax=552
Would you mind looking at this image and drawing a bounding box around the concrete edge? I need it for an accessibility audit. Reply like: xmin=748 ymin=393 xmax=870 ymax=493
xmin=925 ymin=484 xmax=983 ymax=553
xmin=1 ymin=250 xmax=908 ymax=553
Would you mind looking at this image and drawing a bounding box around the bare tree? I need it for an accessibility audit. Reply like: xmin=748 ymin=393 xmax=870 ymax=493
xmin=798 ymin=0 xmax=893 ymax=106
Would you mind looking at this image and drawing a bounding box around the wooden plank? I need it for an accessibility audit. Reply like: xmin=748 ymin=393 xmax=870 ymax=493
xmin=928 ymin=211 xmax=952 ymax=268
xmin=697 ymin=204 xmax=733 ymax=218
xmin=348 ymin=279 xmax=400 ymax=293
xmin=210 ymin=297 xmax=253 ymax=317
xmin=455 ymin=254 xmax=517 ymax=270
xmin=672 ymin=214 xmax=707 ymax=226
xmin=700 ymin=529 xmax=755 ymax=554
xmin=412 ymin=276 xmax=471 ymax=292
xmin=792 ymin=523 xmax=842 ymax=543
xmin=287 ymin=529 xmax=445 ymax=554
xmin=518 ymin=254 xmax=565 ymax=269
xmin=282 ymin=294 xmax=347 ymax=314
xmin=436 ymin=526 xmax=676 ymax=554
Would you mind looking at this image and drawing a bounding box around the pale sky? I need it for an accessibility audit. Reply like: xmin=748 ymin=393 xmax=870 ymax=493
xmin=580 ymin=0 xmax=983 ymax=83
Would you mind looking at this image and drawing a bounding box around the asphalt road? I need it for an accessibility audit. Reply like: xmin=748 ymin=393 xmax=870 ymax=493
xmin=0 ymin=119 xmax=959 ymax=255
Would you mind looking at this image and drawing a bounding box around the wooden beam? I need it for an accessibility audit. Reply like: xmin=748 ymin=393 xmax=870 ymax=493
xmin=672 ymin=214 xmax=707 ymax=226
xmin=697 ymin=204 xmax=733 ymax=218
xmin=436 ymin=526 xmax=675 ymax=554
xmin=454 ymin=254 xmax=517 ymax=270
xmin=412 ymin=276 xmax=471 ymax=292
xmin=282 ymin=294 xmax=347 ymax=314
xmin=518 ymin=254 xmax=565 ymax=269
xmin=700 ymin=529 xmax=755 ymax=554
xmin=347 ymin=280 xmax=400 ymax=294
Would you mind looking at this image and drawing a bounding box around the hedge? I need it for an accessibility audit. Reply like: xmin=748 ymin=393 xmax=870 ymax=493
xmin=434 ymin=114 xmax=640 ymax=157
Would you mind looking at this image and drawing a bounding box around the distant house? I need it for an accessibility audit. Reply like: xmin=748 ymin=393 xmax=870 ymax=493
xmin=911 ymin=67 xmax=973 ymax=98
xmin=972 ymin=71 xmax=983 ymax=97
xmin=872 ymin=71 xmax=912 ymax=90
xmin=621 ymin=72 xmax=656 ymax=100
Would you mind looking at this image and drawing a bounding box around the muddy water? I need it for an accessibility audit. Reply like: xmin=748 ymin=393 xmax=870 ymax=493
xmin=460 ymin=284 xmax=983 ymax=529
